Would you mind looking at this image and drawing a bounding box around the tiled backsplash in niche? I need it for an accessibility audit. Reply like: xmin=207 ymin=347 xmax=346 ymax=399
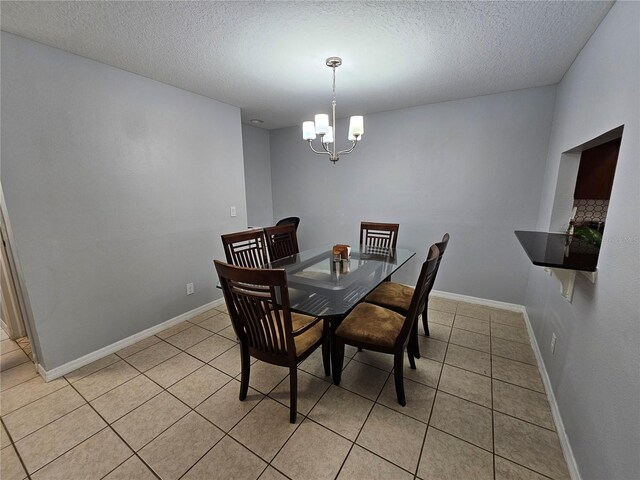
xmin=574 ymin=199 xmax=609 ymax=223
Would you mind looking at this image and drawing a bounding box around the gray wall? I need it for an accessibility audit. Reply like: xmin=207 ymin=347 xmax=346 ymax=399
xmin=524 ymin=3 xmax=640 ymax=479
xmin=270 ymin=86 xmax=556 ymax=304
xmin=242 ymin=124 xmax=274 ymax=227
xmin=1 ymin=33 xmax=248 ymax=370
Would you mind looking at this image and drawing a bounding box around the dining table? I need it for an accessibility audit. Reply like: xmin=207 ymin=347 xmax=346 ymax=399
xmin=265 ymin=244 xmax=416 ymax=375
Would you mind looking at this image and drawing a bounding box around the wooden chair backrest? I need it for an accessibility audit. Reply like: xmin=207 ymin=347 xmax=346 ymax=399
xmin=264 ymin=224 xmax=300 ymax=261
xmin=428 ymin=233 xmax=450 ymax=296
xmin=214 ymin=260 xmax=295 ymax=359
xmin=360 ymin=222 xmax=399 ymax=249
xmin=397 ymin=244 xmax=440 ymax=347
xmin=221 ymin=229 xmax=269 ymax=268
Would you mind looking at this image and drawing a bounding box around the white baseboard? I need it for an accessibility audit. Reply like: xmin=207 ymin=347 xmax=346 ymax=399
xmin=431 ymin=289 xmax=523 ymax=312
xmin=520 ymin=307 xmax=581 ymax=480
xmin=38 ymin=298 xmax=226 ymax=382
xmin=430 ymin=289 xmax=580 ymax=480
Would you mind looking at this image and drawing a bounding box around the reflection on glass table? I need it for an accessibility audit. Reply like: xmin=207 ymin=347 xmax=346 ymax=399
xmin=266 ymin=245 xmax=416 ymax=318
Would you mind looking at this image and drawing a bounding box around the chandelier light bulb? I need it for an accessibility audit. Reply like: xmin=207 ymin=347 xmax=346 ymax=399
xmin=302 ymin=121 xmax=316 ymax=140
xmin=348 ymin=116 xmax=364 ymax=137
xmin=314 ymin=114 xmax=329 ymax=135
xmin=322 ymin=126 xmax=334 ymax=144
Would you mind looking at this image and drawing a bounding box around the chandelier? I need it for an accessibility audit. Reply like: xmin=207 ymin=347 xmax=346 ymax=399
xmin=302 ymin=57 xmax=364 ymax=163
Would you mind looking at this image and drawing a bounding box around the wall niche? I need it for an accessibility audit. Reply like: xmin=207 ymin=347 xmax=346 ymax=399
xmin=572 ymin=137 xmax=621 ymax=232
xmin=550 ymin=125 xmax=623 ymax=235
xmin=521 ymin=125 xmax=625 ymax=301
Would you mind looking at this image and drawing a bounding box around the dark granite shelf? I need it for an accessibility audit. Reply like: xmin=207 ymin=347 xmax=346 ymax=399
xmin=515 ymin=230 xmax=599 ymax=272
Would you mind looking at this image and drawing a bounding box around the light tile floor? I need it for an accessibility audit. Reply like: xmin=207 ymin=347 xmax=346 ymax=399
xmin=0 ymin=299 xmax=570 ymax=480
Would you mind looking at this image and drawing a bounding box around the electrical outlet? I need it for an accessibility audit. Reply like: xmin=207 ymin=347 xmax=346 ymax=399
xmin=230 ymin=206 xmax=237 ymax=217
xmin=186 ymin=283 xmax=195 ymax=295
xmin=551 ymin=332 xmax=558 ymax=354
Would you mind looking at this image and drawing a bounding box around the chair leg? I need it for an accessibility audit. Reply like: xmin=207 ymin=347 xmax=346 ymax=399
xmin=332 ymin=338 xmax=345 ymax=385
xmin=357 ymin=347 xmax=363 ymax=352
xmin=412 ymin=319 xmax=421 ymax=359
xmin=393 ymin=352 xmax=406 ymax=406
xmin=239 ymin=343 xmax=250 ymax=401
xmin=422 ymin=299 xmax=430 ymax=336
xmin=322 ymin=334 xmax=331 ymax=377
xmin=289 ymin=366 xmax=297 ymax=423
xmin=422 ymin=310 xmax=430 ymax=336
xmin=407 ymin=343 xmax=416 ymax=370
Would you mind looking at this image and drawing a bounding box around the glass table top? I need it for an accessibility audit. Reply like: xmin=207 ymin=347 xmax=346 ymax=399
xmin=266 ymin=245 xmax=416 ymax=317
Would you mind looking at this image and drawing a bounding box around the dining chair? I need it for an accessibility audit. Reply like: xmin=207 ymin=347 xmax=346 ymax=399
xmin=332 ymin=245 xmax=440 ymax=406
xmin=264 ymin=224 xmax=299 ymax=261
xmin=214 ymin=260 xmax=326 ymax=423
xmin=221 ymin=228 xmax=269 ymax=268
xmin=364 ymin=233 xmax=450 ymax=357
xmin=360 ymin=222 xmax=400 ymax=249
xmin=275 ymin=216 xmax=300 ymax=231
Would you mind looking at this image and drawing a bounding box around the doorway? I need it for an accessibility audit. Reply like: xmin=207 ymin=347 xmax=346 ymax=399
xmin=0 ymin=184 xmax=35 ymax=369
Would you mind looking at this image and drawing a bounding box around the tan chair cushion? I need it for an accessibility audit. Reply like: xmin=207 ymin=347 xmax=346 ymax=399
xmin=365 ymin=282 xmax=414 ymax=314
xmin=335 ymin=303 xmax=405 ymax=348
xmin=290 ymin=312 xmax=324 ymax=357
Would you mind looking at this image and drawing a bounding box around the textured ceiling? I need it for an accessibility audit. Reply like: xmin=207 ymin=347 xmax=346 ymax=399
xmin=1 ymin=1 xmax=613 ymax=129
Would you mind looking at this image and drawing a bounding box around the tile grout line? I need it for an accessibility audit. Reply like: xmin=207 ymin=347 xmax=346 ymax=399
xmin=4 ymin=303 xmax=558 ymax=480
xmin=63 ymin=353 xmax=124 ymax=383
xmin=114 ymin=375 xmax=213 ymax=453
xmin=181 ymin=368 xmax=235 ymax=411
xmin=492 ymin=453 xmax=556 ymax=480
xmin=490 ymin=409 xmax=557 ymax=433
xmin=7 ymin=344 xmax=533 ymax=429
xmin=170 ymin=370 xmax=264 ymax=480
xmin=1 ymin=379 xmax=71 ymax=419
xmin=13 ymin=317 xmax=254 ymax=478
xmin=414 ymin=309 xmax=454 ymax=479
xmin=333 ymin=367 xmax=393 ymax=479
xmin=121 ymin=341 xmax=185 ymax=374
xmin=176 ymin=434 xmax=251 ymax=480
xmin=91 ymin=377 xmax=244 ymax=480
xmin=3 ymin=333 xmax=242 ymax=423
xmin=5 ymin=399 xmax=88 ymax=446
xmin=33 ymin=427 xmax=119 ymax=478
xmin=64 ymin=342 xmax=232 ymax=478
xmin=229 ymin=395 xmax=306 ymax=462
xmin=412 ymin=317 xmax=559 ymax=450
xmin=63 ymin=378 xmax=163 ymax=480
xmin=98 ymin=454 xmax=138 ymax=480
xmin=178 ymin=372 xmax=307 ymax=480
xmin=489 ymin=351 xmax=539 ymax=368
xmin=1 ymin=416 xmax=32 ymax=480
xmin=488 ymin=372 xmax=547 ymax=396
xmin=445 ymin=306 xmax=562 ymax=479
xmin=18 ymin=409 xmax=112 ymax=479
xmin=490 ymin=310 xmax=497 ymax=480
xmin=0 ymin=352 xmax=31 ymax=371
xmin=263 ymin=347 xmax=428 ymax=477
xmin=440 ymin=348 xmax=546 ymax=396
xmin=413 ymin=309 xmax=559 ymax=475
xmin=426 ymin=425 xmax=495 ymax=456
xmin=173 ymin=432 xmax=228 ymax=480
xmin=0 ymin=366 xmax=41 ymax=394
xmin=263 ymin=372 xmax=334 ymax=479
